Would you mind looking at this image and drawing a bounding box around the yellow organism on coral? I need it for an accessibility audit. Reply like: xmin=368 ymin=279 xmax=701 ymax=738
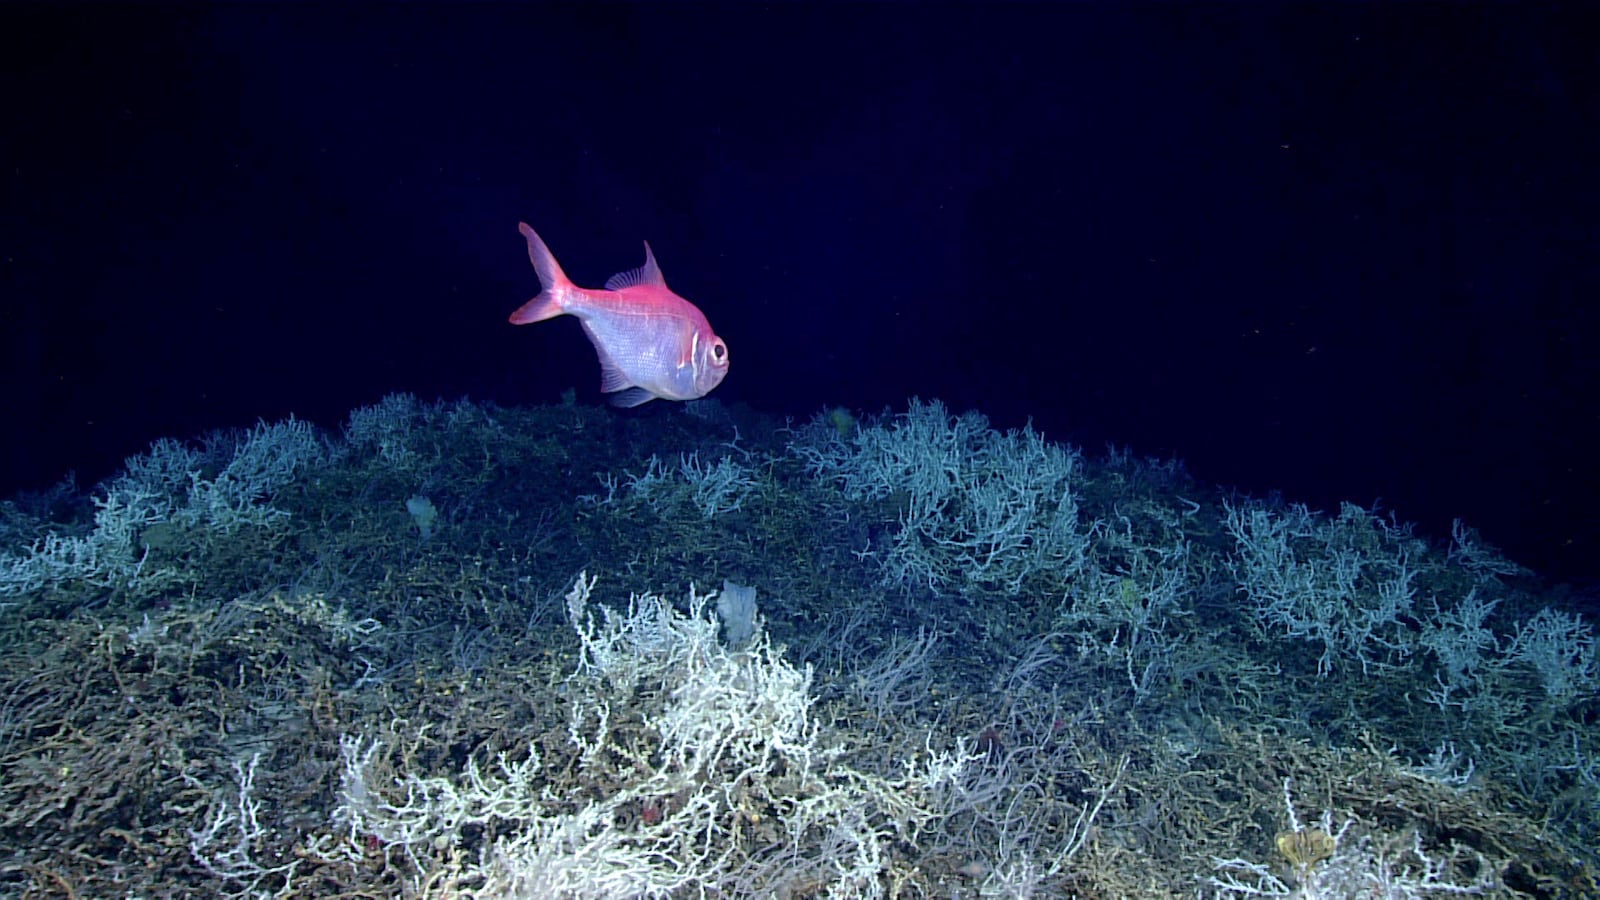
xmin=1276 ymin=827 xmax=1336 ymax=882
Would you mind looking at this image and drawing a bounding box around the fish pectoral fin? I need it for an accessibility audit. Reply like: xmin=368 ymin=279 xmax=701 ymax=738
xmin=584 ymin=331 xmax=634 ymax=393
xmin=596 ymin=356 xmax=633 ymax=394
xmin=608 ymin=387 xmax=656 ymax=408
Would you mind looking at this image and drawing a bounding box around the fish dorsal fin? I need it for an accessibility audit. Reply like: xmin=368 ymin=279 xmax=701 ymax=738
xmin=604 ymin=241 xmax=668 ymax=291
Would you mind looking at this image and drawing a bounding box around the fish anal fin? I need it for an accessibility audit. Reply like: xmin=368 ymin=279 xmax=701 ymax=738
xmin=608 ymin=387 xmax=656 ymax=408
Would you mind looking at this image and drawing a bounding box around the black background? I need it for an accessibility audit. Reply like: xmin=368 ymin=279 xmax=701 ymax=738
xmin=3 ymin=5 xmax=1596 ymax=586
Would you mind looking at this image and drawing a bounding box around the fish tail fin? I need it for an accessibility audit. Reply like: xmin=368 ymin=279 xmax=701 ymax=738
xmin=509 ymin=222 xmax=575 ymax=324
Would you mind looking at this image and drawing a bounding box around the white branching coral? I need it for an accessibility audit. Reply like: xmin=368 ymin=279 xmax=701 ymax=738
xmin=335 ymin=573 xmax=969 ymax=899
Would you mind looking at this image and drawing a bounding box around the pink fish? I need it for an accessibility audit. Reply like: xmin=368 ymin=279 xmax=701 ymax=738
xmin=509 ymin=222 xmax=729 ymax=407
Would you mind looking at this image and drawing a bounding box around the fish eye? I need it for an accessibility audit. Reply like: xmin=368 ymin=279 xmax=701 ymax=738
xmin=712 ymin=340 xmax=727 ymax=362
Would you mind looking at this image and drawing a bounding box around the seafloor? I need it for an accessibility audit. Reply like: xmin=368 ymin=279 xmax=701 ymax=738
xmin=0 ymin=395 xmax=1593 ymax=898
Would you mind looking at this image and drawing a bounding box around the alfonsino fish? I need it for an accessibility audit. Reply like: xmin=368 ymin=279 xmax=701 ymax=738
xmin=509 ymin=222 xmax=729 ymax=407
